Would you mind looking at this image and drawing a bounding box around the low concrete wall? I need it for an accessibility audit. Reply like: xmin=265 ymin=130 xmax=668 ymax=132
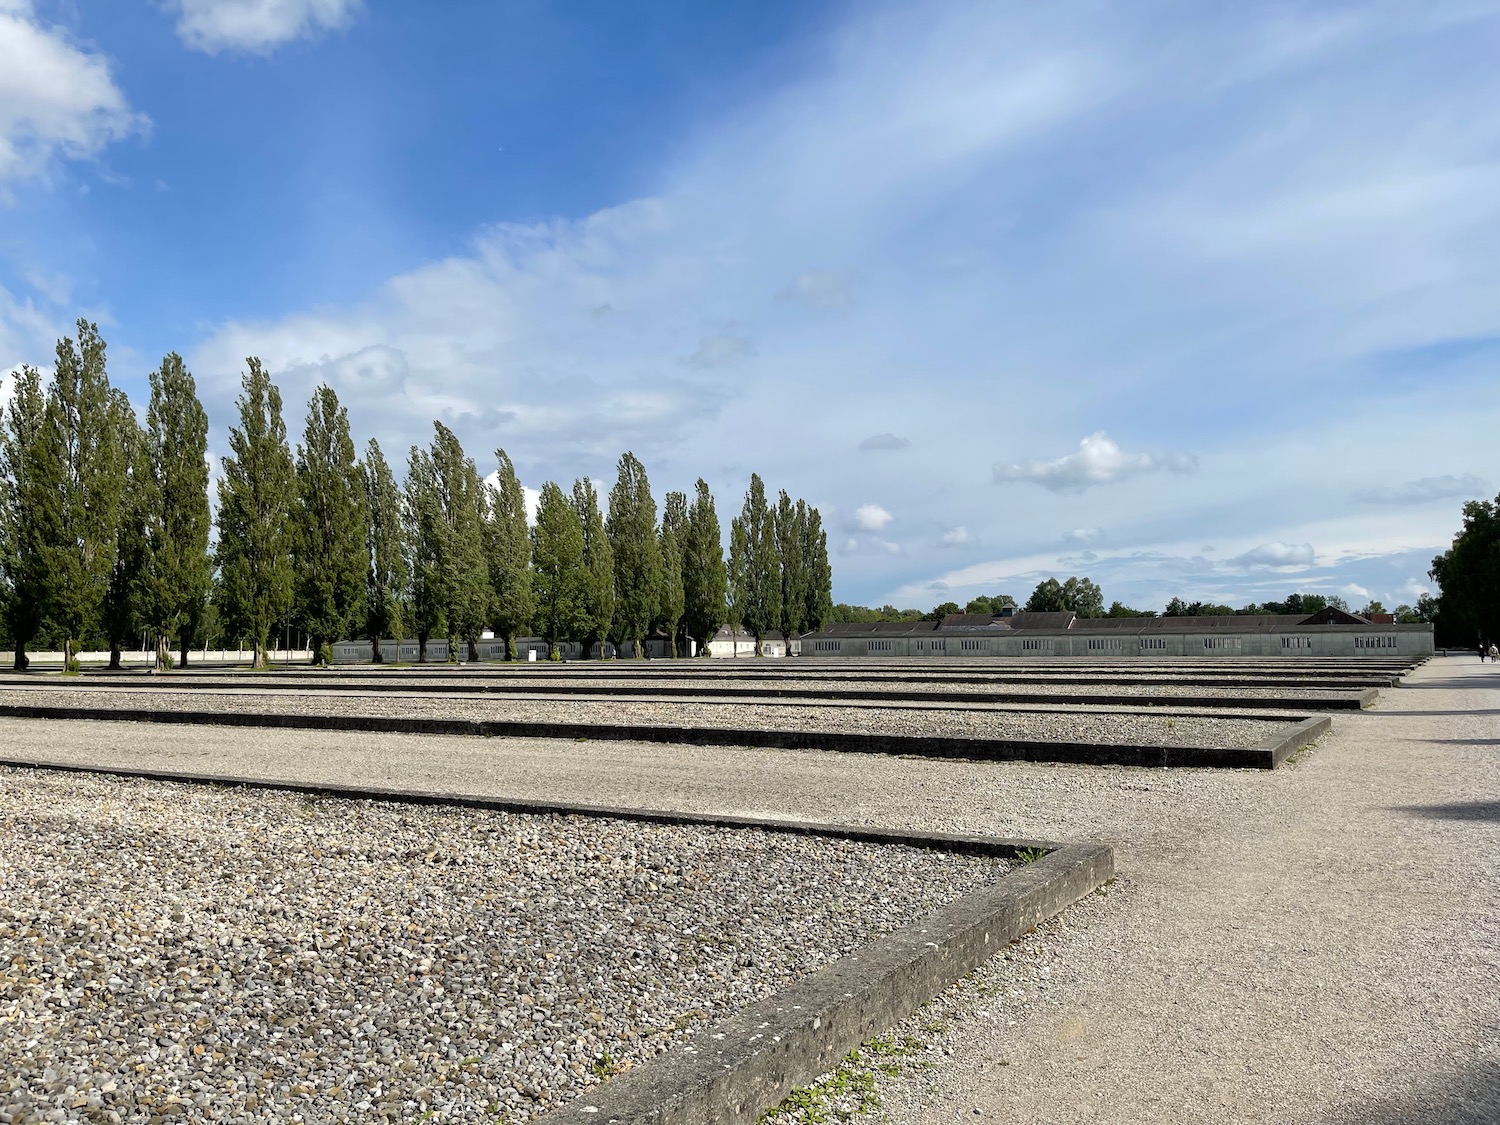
xmin=0 ymin=703 xmax=1331 ymax=769
xmin=537 ymin=842 xmax=1114 ymax=1125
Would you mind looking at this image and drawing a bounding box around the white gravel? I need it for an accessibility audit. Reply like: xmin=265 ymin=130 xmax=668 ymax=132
xmin=0 ymin=766 xmax=1005 ymax=1124
xmin=0 ymin=687 xmax=1285 ymax=748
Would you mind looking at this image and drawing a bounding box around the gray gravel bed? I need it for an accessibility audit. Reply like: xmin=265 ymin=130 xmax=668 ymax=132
xmin=0 ymin=766 xmax=1004 ymax=1124
xmin=0 ymin=688 xmax=1285 ymax=747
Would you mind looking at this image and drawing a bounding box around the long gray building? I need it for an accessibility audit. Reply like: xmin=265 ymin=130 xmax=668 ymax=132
xmin=799 ymin=607 xmax=1434 ymax=659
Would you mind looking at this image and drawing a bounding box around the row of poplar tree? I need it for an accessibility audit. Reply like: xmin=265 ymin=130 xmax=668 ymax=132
xmin=0 ymin=321 xmax=833 ymax=669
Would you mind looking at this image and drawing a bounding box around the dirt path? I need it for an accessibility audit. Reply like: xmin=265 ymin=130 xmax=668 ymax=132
xmin=0 ymin=658 xmax=1493 ymax=1122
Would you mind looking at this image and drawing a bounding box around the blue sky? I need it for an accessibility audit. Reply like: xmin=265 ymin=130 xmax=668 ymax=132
xmin=2 ymin=0 xmax=1497 ymax=613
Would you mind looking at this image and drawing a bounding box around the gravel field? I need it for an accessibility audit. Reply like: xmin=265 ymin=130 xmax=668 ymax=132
xmin=0 ymin=766 xmax=1004 ymax=1124
xmin=0 ymin=687 xmax=1286 ymax=747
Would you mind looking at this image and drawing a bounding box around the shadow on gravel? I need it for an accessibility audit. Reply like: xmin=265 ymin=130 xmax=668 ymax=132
xmin=1322 ymin=1060 xmax=1500 ymax=1125
xmin=1417 ymin=738 xmax=1500 ymax=746
xmin=1375 ymin=709 xmax=1500 ymax=717
xmin=1391 ymin=800 xmax=1500 ymax=822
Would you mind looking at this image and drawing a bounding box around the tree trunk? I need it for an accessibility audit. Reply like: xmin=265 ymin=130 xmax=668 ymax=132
xmin=372 ymin=637 xmax=385 ymax=664
xmin=417 ymin=634 xmax=428 ymax=663
xmin=13 ymin=644 xmax=28 ymax=670
xmin=63 ymin=637 xmax=75 ymax=670
xmin=109 ymin=643 xmax=122 ymax=670
xmin=252 ymin=637 xmax=268 ymax=669
xmin=156 ymin=634 xmax=172 ymax=671
xmin=504 ymin=632 xmax=516 ymax=661
xmin=178 ymin=637 xmax=190 ymax=669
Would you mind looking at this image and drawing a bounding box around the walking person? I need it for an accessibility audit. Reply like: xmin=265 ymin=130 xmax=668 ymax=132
xmin=1491 ymin=642 xmax=1499 ymax=663
xmin=1482 ymin=642 xmax=1490 ymax=663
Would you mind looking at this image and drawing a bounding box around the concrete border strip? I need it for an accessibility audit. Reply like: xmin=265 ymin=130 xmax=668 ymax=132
xmin=1257 ymin=715 xmax=1332 ymax=767
xmin=0 ymin=754 xmax=1112 ymax=1125
xmin=0 ymin=703 xmax=1318 ymax=768
xmin=535 ymin=842 xmax=1114 ymax=1124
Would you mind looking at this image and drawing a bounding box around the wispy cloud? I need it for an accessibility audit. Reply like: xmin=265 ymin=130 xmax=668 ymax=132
xmin=940 ymin=525 xmax=973 ymax=547
xmin=167 ymin=0 xmax=363 ymax=55
xmin=859 ymin=432 xmax=910 ymax=452
xmin=0 ymin=1 xmax=145 ymax=187
xmin=994 ymin=433 xmax=1197 ymax=493
xmin=1353 ymin=474 xmax=1489 ymax=505
xmin=1229 ymin=542 xmax=1315 ymax=569
xmin=1062 ymin=527 xmax=1102 ymax=544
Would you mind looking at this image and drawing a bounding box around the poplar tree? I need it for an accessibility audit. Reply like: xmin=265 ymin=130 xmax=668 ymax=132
xmin=429 ymin=422 xmax=490 ymax=660
xmin=485 ymin=448 xmax=534 ymax=659
xmin=42 ymin=321 xmax=127 ymax=668
xmin=141 ymin=353 xmax=212 ymax=669
xmin=682 ymin=478 xmax=727 ymax=654
xmin=294 ymin=385 xmax=368 ymax=662
xmin=102 ymin=396 xmax=150 ymax=669
xmin=658 ymin=490 xmax=687 ymax=657
xmin=531 ymin=481 xmax=586 ymax=658
xmin=606 ymin=451 xmax=662 ymax=656
xmin=215 ymin=358 xmax=295 ymax=669
xmin=574 ymin=476 xmax=614 ymax=657
xmin=802 ymin=505 xmax=833 ymax=632
xmin=404 ymin=445 xmax=443 ymax=661
xmin=360 ymin=438 xmax=408 ymax=661
xmin=0 ymin=366 xmax=57 ymax=669
xmin=774 ymin=491 xmax=807 ymax=645
xmin=729 ymin=472 xmax=781 ymax=655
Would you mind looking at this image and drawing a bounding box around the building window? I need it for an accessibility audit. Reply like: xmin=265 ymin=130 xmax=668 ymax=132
xmin=1355 ymin=635 xmax=1398 ymax=649
xmin=960 ymin=639 xmax=984 ymax=651
xmin=1087 ymin=638 xmax=1122 ymax=651
xmin=1139 ymin=638 xmax=1166 ymax=650
xmin=869 ymin=640 xmax=891 ymax=652
xmin=1021 ymin=639 xmax=1052 ymax=651
xmin=1282 ymin=636 xmax=1312 ymax=650
xmin=815 ymin=640 xmax=840 ymax=652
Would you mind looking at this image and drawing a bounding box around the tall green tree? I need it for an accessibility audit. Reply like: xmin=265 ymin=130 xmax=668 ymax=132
xmin=682 ymin=478 xmax=727 ymax=653
xmin=360 ymin=438 xmax=408 ymax=661
xmin=0 ymin=365 xmax=58 ymax=669
xmin=729 ymin=473 xmax=781 ymax=654
xmin=774 ymin=492 xmax=807 ymax=645
xmin=140 ymin=353 xmax=212 ymax=669
xmin=606 ymin=451 xmax=662 ymax=656
xmin=42 ymin=321 xmax=128 ymax=667
xmin=215 ymin=358 xmax=296 ymax=668
xmin=657 ymin=490 xmax=687 ymax=656
xmin=1025 ymin=576 xmax=1104 ymax=617
xmin=411 ymin=426 xmax=492 ymax=666
xmin=404 ymin=445 xmax=443 ymax=661
xmin=485 ymin=448 xmax=534 ymax=659
xmin=574 ymin=476 xmax=614 ymax=657
xmin=102 ymin=394 xmax=150 ymax=669
xmin=800 ymin=505 xmax=832 ymax=633
xmin=293 ymin=385 xmax=368 ymax=662
xmin=531 ymin=480 xmax=586 ymax=658
xmin=1430 ymin=495 xmax=1500 ymax=645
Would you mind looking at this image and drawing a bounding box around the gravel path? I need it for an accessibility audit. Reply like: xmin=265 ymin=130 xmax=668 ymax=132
xmin=0 ymin=658 xmax=1491 ymax=1123
xmin=0 ymin=687 xmax=1284 ymax=748
xmin=0 ymin=768 xmax=1003 ymax=1124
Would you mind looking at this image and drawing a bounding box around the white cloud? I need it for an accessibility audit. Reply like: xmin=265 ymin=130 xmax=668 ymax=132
xmin=1231 ymin=542 xmax=1316 ymax=569
xmin=1396 ymin=577 xmax=1431 ymax=602
xmin=1341 ymin=583 xmax=1371 ymax=600
xmin=683 ymin=333 xmax=754 ymax=369
xmin=940 ymin=525 xmax=974 ymax=547
xmin=994 ymin=432 xmax=1198 ymax=493
xmin=1353 ymin=474 xmax=1489 ymax=505
xmin=859 ymin=432 xmax=910 ymax=452
xmin=481 ymin=470 xmax=543 ymax=527
xmin=1062 ymin=527 xmax=1102 ymax=544
xmin=781 ymin=270 xmax=852 ymax=311
xmin=853 ymin=504 xmax=893 ymax=532
xmin=0 ymin=2 xmax=145 ymax=186
xmin=168 ymin=0 xmax=363 ymax=55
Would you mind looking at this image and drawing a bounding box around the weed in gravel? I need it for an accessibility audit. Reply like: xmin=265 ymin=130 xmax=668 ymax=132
xmin=758 ymin=1036 xmax=927 ymax=1123
xmin=1013 ymin=847 xmax=1049 ymax=865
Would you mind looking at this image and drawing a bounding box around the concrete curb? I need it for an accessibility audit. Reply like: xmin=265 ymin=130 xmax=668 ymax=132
xmin=0 ymin=755 xmax=1112 ymax=1125
xmin=0 ymin=703 xmax=1318 ymax=768
xmin=536 ymin=842 xmax=1115 ymax=1125
xmin=0 ymin=677 xmax=1382 ymax=710
xmin=1258 ymin=715 xmax=1333 ymax=767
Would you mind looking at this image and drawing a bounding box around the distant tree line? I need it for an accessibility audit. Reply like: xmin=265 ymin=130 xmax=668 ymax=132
xmin=0 ymin=323 xmax=832 ymax=668
xmin=829 ymin=577 xmax=1445 ymax=627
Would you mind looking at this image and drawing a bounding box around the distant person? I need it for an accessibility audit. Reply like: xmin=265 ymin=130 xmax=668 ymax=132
xmin=1483 ymin=643 xmax=1490 ymax=663
xmin=1492 ymin=643 xmax=1499 ymax=663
